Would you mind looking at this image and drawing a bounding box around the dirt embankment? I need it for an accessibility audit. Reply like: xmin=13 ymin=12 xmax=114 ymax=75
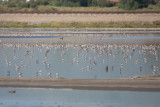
xmin=0 ymin=11 xmax=160 ymax=14
xmin=0 ymin=75 xmax=160 ymax=92
xmin=0 ymin=11 xmax=160 ymax=24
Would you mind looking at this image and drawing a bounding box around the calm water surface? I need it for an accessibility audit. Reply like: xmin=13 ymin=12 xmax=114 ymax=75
xmin=0 ymin=30 xmax=160 ymax=107
xmin=0 ymin=88 xmax=160 ymax=107
xmin=0 ymin=40 xmax=160 ymax=79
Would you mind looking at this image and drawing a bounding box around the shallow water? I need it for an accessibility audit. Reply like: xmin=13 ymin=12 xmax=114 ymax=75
xmin=0 ymin=41 xmax=160 ymax=79
xmin=0 ymin=28 xmax=160 ymax=107
xmin=0 ymin=29 xmax=160 ymax=107
xmin=0 ymin=88 xmax=160 ymax=107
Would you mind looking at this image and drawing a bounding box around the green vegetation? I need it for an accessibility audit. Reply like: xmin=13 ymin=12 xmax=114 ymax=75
xmin=51 ymin=6 xmax=122 ymax=12
xmin=1 ymin=22 xmax=160 ymax=28
xmin=54 ymin=0 xmax=115 ymax=7
xmin=119 ymin=0 xmax=160 ymax=10
xmin=0 ymin=0 xmax=160 ymax=11
xmin=0 ymin=0 xmax=116 ymax=11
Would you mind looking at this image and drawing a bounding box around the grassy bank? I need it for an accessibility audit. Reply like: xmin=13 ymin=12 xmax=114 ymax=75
xmin=38 ymin=6 xmax=160 ymax=12
xmin=0 ymin=6 xmax=125 ymax=12
xmin=50 ymin=6 xmax=122 ymax=12
xmin=1 ymin=6 xmax=160 ymax=12
xmin=0 ymin=22 xmax=160 ymax=28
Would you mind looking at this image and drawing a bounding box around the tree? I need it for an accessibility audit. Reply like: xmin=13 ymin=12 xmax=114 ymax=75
xmin=155 ymin=0 xmax=160 ymax=4
xmin=80 ymin=0 xmax=88 ymax=6
xmin=91 ymin=0 xmax=115 ymax=7
xmin=119 ymin=0 xmax=158 ymax=10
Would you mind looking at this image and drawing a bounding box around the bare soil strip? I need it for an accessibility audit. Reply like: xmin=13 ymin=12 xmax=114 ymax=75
xmin=0 ymin=13 xmax=160 ymax=24
xmin=0 ymin=77 xmax=160 ymax=92
xmin=0 ymin=11 xmax=160 ymax=14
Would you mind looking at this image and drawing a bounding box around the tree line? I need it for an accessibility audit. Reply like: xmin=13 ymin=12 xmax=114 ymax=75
xmin=0 ymin=0 xmax=115 ymax=9
xmin=0 ymin=0 xmax=160 ymax=11
xmin=54 ymin=0 xmax=115 ymax=7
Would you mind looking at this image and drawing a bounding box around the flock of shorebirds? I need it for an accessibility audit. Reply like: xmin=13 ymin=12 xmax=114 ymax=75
xmin=1 ymin=43 xmax=160 ymax=78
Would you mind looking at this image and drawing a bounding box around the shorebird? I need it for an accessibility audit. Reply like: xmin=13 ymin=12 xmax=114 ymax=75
xmin=47 ymin=63 xmax=51 ymax=69
xmin=76 ymin=60 xmax=79 ymax=64
xmin=13 ymin=56 xmax=16 ymax=60
xmin=81 ymin=67 xmax=84 ymax=72
xmin=144 ymin=58 xmax=148 ymax=63
xmin=15 ymin=65 xmax=20 ymax=72
xmin=61 ymin=58 xmax=64 ymax=63
xmin=87 ymin=66 xmax=91 ymax=71
xmin=18 ymin=72 xmax=22 ymax=78
xmin=42 ymin=60 xmax=46 ymax=64
xmin=48 ymin=72 xmax=52 ymax=78
xmin=36 ymin=70 xmax=42 ymax=77
xmin=152 ymin=65 xmax=158 ymax=75
xmin=60 ymin=37 xmax=63 ymax=40
xmin=120 ymin=64 xmax=124 ymax=68
xmin=25 ymin=50 xmax=30 ymax=57
xmin=102 ymin=59 xmax=105 ymax=64
xmin=135 ymin=58 xmax=139 ymax=65
xmin=20 ymin=60 xmax=23 ymax=64
xmin=93 ymin=61 xmax=97 ymax=66
xmin=5 ymin=59 xmax=11 ymax=66
xmin=105 ymin=65 xmax=108 ymax=72
xmin=155 ymin=56 xmax=159 ymax=61
xmin=56 ymin=72 xmax=59 ymax=79
xmin=45 ymin=49 xmax=50 ymax=57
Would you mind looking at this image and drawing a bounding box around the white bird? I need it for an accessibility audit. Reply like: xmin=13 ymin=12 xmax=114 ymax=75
xmin=15 ymin=65 xmax=20 ymax=72
xmin=18 ymin=72 xmax=22 ymax=78
xmin=48 ymin=73 xmax=52 ymax=78
xmin=61 ymin=58 xmax=64 ymax=63
xmin=36 ymin=70 xmax=42 ymax=77
xmin=56 ymin=73 xmax=59 ymax=79
xmin=144 ymin=58 xmax=147 ymax=63
xmin=81 ymin=68 xmax=84 ymax=72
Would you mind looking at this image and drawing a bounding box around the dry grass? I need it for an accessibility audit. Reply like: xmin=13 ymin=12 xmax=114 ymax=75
xmin=0 ymin=13 xmax=160 ymax=28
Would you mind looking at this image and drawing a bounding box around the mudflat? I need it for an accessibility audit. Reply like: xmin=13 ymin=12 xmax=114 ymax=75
xmin=0 ymin=76 xmax=160 ymax=92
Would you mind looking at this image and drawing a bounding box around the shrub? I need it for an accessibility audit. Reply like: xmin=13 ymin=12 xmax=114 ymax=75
xmin=106 ymin=1 xmax=116 ymax=7
xmin=37 ymin=5 xmax=57 ymax=12
xmin=80 ymin=0 xmax=88 ymax=7
xmin=153 ymin=21 xmax=160 ymax=25
xmin=119 ymin=0 xmax=140 ymax=10
xmin=54 ymin=0 xmax=80 ymax=7
xmin=30 ymin=2 xmax=37 ymax=8
xmin=91 ymin=0 xmax=115 ymax=7
xmin=148 ymin=4 xmax=154 ymax=9
xmin=155 ymin=1 xmax=160 ymax=9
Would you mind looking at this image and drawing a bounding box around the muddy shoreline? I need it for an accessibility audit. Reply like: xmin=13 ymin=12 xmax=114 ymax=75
xmin=0 ymin=28 xmax=160 ymax=44
xmin=1 ymin=11 xmax=160 ymax=14
xmin=0 ymin=76 xmax=160 ymax=92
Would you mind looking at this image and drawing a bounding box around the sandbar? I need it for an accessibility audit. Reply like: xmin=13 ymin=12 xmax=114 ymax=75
xmin=0 ymin=75 xmax=160 ymax=92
